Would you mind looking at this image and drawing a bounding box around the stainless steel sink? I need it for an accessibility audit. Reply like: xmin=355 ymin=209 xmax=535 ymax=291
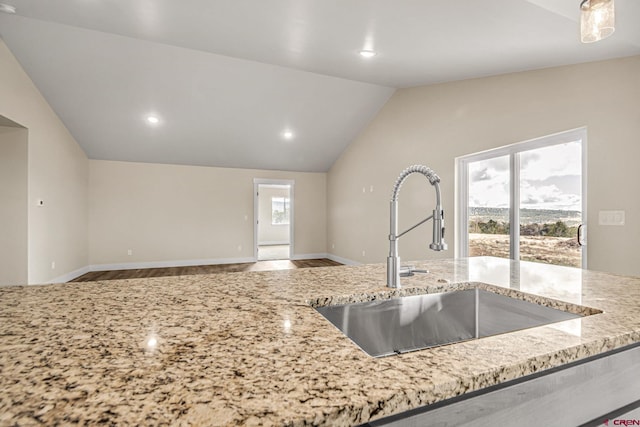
xmin=314 ymin=289 xmax=582 ymax=357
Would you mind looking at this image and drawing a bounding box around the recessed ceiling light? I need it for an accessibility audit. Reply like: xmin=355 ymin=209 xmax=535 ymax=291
xmin=359 ymin=50 xmax=377 ymax=58
xmin=283 ymin=130 xmax=294 ymax=140
xmin=146 ymin=115 xmax=160 ymax=125
xmin=0 ymin=3 xmax=16 ymax=14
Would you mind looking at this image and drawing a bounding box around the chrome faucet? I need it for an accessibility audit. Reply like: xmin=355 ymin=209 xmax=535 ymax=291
xmin=387 ymin=165 xmax=447 ymax=288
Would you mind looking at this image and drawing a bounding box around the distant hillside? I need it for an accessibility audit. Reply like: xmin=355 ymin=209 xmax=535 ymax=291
xmin=469 ymin=207 xmax=582 ymax=227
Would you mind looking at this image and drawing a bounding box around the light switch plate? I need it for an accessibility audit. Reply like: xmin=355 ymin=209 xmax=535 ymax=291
xmin=599 ymin=210 xmax=625 ymax=226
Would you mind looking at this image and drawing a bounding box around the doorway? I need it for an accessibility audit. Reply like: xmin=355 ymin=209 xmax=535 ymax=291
xmin=254 ymin=179 xmax=294 ymax=261
xmin=0 ymin=116 xmax=28 ymax=286
xmin=456 ymin=128 xmax=587 ymax=268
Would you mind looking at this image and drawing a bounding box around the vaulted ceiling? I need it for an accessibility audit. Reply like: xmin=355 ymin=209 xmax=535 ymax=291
xmin=1 ymin=0 xmax=638 ymax=172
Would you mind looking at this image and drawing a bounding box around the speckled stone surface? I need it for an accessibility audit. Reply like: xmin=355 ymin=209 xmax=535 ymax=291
xmin=1 ymin=257 xmax=640 ymax=426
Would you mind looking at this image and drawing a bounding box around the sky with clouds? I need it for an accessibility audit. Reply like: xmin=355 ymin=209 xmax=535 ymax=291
xmin=469 ymin=142 xmax=582 ymax=211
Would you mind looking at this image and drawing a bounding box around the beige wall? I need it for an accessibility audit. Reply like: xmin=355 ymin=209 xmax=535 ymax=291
xmin=258 ymin=186 xmax=291 ymax=245
xmin=328 ymin=55 xmax=640 ymax=276
xmin=0 ymin=38 xmax=89 ymax=284
xmin=0 ymin=125 xmax=28 ymax=285
xmin=89 ymin=160 xmax=326 ymax=266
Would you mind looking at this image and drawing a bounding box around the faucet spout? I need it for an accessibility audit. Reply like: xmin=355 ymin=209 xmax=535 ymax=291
xmin=387 ymin=165 xmax=447 ymax=288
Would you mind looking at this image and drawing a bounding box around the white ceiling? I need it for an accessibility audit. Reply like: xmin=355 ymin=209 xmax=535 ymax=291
xmin=1 ymin=0 xmax=638 ymax=172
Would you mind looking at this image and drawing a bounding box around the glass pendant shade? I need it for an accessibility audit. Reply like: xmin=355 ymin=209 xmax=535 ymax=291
xmin=580 ymin=0 xmax=615 ymax=43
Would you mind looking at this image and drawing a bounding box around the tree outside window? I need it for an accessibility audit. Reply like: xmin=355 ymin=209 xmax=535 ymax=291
xmin=272 ymin=197 xmax=290 ymax=225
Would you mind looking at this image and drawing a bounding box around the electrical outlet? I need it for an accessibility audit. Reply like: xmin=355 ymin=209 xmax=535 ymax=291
xmin=362 ymin=250 xmax=366 ymax=257
xmin=127 ymin=249 xmax=133 ymax=256
xmin=332 ymin=243 xmax=335 ymax=249
xmin=51 ymin=261 xmax=56 ymax=270
xmin=238 ymin=245 xmax=242 ymax=252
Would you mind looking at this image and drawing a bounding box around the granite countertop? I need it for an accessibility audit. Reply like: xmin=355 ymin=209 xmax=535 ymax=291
xmin=1 ymin=257 xmax=640 ymax=426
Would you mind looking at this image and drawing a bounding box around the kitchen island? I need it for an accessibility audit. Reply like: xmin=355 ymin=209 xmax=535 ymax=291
xmin=1 ymin=257 xmax=639 ymax=426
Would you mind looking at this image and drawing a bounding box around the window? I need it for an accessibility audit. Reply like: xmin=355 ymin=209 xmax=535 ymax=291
xmin=457 ymin=128 xmax=587 ymax=268
xmin=271 ymin=197 xmax=290 ymax=225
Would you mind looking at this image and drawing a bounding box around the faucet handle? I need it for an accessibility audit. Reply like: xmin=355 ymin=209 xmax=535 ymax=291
xmin=399 ymin=265 xmax=430 ymax=277
xmin=399 ymin=265 xmax=414 ymax=277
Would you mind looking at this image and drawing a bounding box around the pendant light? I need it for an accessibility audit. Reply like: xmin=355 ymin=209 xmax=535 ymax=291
xmin=580 ymin=0 xmax=615 ymax=43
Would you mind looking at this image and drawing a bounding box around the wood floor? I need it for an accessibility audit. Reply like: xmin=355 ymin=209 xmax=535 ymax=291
xmin=70 ymin=258 xmax=342 ymax=282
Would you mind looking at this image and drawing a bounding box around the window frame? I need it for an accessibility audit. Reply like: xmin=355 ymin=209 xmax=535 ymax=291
xmin=271 ymin=196 xmax=290 ymax=225
xmin=455 ymin=127 xmax=588 ymax=268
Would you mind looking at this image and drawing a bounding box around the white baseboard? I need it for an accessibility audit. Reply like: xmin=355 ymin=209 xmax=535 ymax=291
xmin=326 ymin=253 xmax=360 ymax=266
xmin=46 ymin=265 xmax=92 ymax=284
xmin=258 ymin=241 xmax=290 ymax=246
xmin=290 ymin=252 xmax=328 ymax=261
xmin=89 ymin=256 xmax=257 ymax=273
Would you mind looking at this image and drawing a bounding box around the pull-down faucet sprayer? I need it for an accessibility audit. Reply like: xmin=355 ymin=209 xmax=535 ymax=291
xmin=387 ymin=165 xmax=447 ymax=288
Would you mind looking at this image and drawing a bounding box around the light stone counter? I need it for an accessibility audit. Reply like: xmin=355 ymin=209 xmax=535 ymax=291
xmin=1 ymin=257 xmax=639 ymax=426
